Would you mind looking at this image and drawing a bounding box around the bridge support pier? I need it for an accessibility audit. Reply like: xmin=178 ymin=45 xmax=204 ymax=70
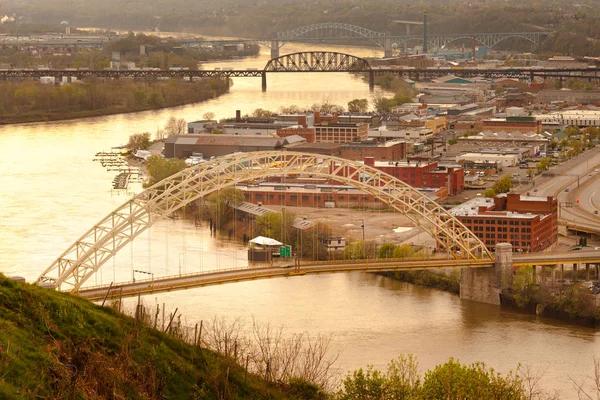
xmin=270 ymin=40 xmax=279 ymax=59
xmin=261 ymin=72 xmax=267 ymax=92
xmin=384 ymin=37 xmax=392 ymax=58
xmin=460 ymin=242 xmax=513 ymax=305
xmin=586 ymin=263 xmax=590 ymax=280
xmin=369 ymin=71 xmax=374 ymax=91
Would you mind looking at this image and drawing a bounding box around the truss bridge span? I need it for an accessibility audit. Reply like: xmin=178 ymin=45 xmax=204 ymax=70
xmin=37 ymin=151 xmax=492 ymax=292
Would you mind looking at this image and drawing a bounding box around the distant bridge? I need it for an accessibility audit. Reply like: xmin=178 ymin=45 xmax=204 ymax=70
xmin=0 ymin=23 xmax=551 ymax=57
xmin=3 ymin=55 xmax=600 ymax=91
xmin=179 ymin=23 xmax=550 ymax=58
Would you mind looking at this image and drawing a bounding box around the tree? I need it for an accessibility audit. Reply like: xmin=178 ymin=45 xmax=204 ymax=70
xmin=378 ymin=243 xmax=396 ymax=258
xmin=569 ymin=138 xmax=583 ymax=154
xmin=536 ymin=157 xmax=552 ymax=173
xmin=343 ymin=240 xmax=377 ymax=260
xmin=144 ymin=155 xmax=187 ymax=188
xmin=154 ymin=128 xmax=166 ymax=141
xmin=392 ymin=244 xmax=414 ymax=259
xmin=371 ymin=92 xmax=393 ymax=113
xmin=564 ymin=126 xmax=581 ymax=137
xmin=202 ymin=111 xmax=215 ymax=120
xmin=205 ymin=187 xmax=246 ymax=228
xmin=571 ymin=356 xmax=600 ymax=399
xmin=422 ymin=358 xmax=524 ymax=399
xmin=127 ymin=132 xmax=151 ymax=150
xmin=252 ymin=108 xmax=273 ymax=118
xmin=335 ymin=354 xmax=421 ymax=400
xmin=300 ymin=221 xmax=331 ymax=261
xmin=310 ymin=99 xmax=344 ymax=114
xmin=347 ymin=98 xmax=369 ymax=113
xmin=164 ymin=116 xmax=187 ymax=137
xmin=584 ymin=126 xmax=600 ymax=141
xmin=485 ymin=175 xmax=513 ymax=197
xmin=254 ymin=210 xmax=297 ymax=245
xmin=512 ymin=265 xmax=539 ymax=308
xmin=279 ymin=104 xmax=301 ymax=114
xmin=336 ymin=366 xmax=388 ymax=400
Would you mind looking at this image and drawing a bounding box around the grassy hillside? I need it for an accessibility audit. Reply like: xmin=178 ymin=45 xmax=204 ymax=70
xmin=0 ymin=274 xmax=319 ymax=399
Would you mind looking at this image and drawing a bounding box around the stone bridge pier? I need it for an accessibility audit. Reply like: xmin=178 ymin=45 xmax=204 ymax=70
xmin=460 ymin=242 xmax=513 ymax=305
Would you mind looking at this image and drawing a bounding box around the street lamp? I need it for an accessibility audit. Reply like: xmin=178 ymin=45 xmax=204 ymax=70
xmin=361 ymin=220 xmax=365 ymax=259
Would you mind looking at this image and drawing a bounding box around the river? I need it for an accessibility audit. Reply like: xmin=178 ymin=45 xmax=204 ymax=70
xmin=0 ymin=40 xmax=598 ymax=398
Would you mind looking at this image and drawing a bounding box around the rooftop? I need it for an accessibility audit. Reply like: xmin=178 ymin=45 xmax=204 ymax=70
xmin=449 ymin=197 xmax=547 ymax=219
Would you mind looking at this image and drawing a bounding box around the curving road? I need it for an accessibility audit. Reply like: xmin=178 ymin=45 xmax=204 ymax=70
xmin=524 ymin=146 xmax=600 ymax=234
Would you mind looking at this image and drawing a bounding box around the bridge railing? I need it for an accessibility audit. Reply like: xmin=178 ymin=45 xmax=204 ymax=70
xmin=78 ymin=255 xmax=496 ymax=293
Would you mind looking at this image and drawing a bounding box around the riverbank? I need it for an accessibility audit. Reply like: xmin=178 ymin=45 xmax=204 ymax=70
xmin=0 ymin=78 xmax=230 ymax=125
xmin=379 ymin=269 xmax=461 ymax=294
xmin=0 ymin=274 xmax=317 ymax=399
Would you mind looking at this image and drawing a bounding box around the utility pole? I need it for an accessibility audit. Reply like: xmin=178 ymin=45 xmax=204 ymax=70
xmin=423 ymin=12 xmax=428 ymax=54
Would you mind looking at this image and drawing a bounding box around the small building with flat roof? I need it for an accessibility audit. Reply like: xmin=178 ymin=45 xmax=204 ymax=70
xmin=164 ymin=134 xmax=286 ymax=159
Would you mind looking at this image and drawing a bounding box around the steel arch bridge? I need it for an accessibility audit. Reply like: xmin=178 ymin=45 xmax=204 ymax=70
xmin=37 ymin=151 xmax=492 ymax=292
xmin=389 ymin=31 xmax=548 ymax=50
xmin=277 ymin=23 xmax=386 ymax=44
xmin=264 ymin=52 xmax=371 ymax=72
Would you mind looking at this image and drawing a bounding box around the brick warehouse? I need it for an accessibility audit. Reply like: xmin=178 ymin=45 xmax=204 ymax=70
xmin=238 ymin=183 xmax=447 ymax=209
xmin=446 ymin=193 xmax=558 ymax=252
xmin=331 ymin=158 xmax=465 ymax=196
xmin=340 ymin=140 xmax=407 ymax=162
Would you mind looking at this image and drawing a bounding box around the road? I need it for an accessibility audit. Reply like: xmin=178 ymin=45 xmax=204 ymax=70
xmin=522 ymin=146 xmax=600 ymax=235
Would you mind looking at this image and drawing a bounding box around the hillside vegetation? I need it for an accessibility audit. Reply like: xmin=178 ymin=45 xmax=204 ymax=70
xmin=4 ymin=0 xmax=600 ymax=56
xmin=0 ymin=274 xmax=315 ymax=399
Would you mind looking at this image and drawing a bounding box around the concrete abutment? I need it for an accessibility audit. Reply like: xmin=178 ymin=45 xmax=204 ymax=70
xmin=460 ymin=242 xmax=513 ymax=305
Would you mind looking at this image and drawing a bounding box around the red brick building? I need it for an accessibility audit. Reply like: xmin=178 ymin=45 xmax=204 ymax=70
xmin=238 ymin=184 xmax=447 ymax=209
xmin=334 ymin=158 xmax=465 ymax=195
xmin=277 ymin=126 xmax=316 ymax=143
xmin=340 ymin=140 xmax=407 ymax=162
xmin=314 ymin=122 xmax=369 ymax=143
xmin=482 ymin=117 xmax=542 ymax=134
xmin=447 ymin=193 xmax=558 ymax=252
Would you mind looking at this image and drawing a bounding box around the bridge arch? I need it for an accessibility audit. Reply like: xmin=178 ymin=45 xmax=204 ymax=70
xmin=263 ymin=52 xmax=371 ymax=72
xmin=431 ymin=32 xmax=547 ymax=50
xmin=37 ymin=151 xmax=492 ymax=292
xmin=277 ymin=23 xmax=386 ymax=46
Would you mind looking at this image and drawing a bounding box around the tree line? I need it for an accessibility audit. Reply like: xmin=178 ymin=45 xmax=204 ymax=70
xmin=9 ymin=0 xmax=600 ymax=56
xmin=0 ymin=77 xmax=229 ymax=124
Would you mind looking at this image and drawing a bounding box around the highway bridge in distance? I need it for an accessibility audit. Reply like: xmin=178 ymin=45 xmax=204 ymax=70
xmin=77 ymin=251 xmax=600 ymax=301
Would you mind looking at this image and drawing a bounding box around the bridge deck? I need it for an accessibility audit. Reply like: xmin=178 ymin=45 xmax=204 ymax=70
xmin=77 ymin=258 xmax=493 ymax=301
xmin=76 ymin=251 xmax=600 ymax=301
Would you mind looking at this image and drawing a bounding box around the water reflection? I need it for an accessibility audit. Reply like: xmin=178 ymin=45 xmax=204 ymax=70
xmin=0 ymin=40 xmax=597 ymax=399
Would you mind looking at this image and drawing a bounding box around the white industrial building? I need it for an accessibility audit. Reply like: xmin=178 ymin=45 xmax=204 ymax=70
xmin=456 ymin=152 xmax=520 ymax=167
xmin=535 ymin=110 xmax=600 ymax=128
xmin=368 ymin=126 xmax=433 ymax=142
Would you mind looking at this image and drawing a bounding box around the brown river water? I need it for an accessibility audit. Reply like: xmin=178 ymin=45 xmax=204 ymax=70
xmin=0 ymin=40 xmax=598 ymax=397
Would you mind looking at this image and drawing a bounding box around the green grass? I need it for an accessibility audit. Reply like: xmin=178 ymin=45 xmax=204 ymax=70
xmin=0 ymin=274 xmax=306 ymax=399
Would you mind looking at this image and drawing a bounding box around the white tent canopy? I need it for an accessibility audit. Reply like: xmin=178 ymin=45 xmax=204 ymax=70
xmin=249 ymin=236 xmax=283 ymax=246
